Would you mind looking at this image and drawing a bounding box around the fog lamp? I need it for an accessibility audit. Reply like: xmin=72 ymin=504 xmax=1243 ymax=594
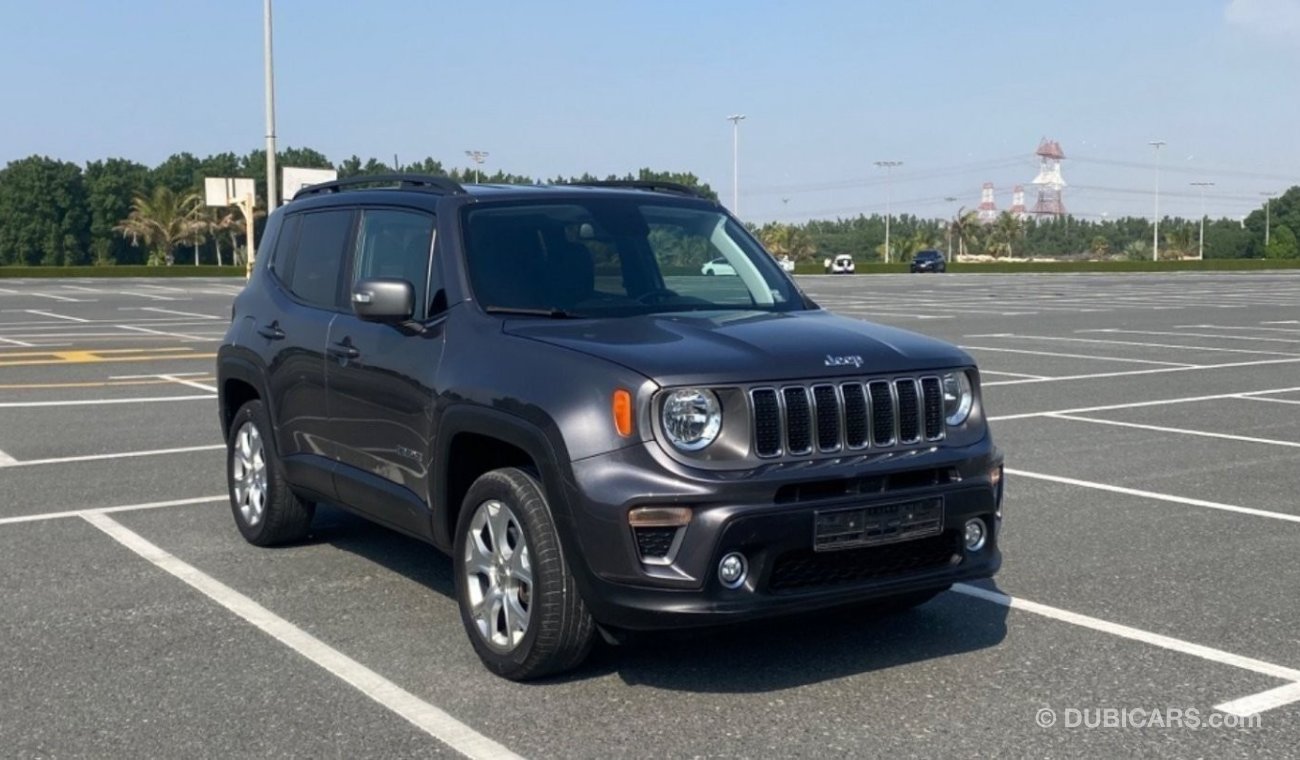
xmin=718 ymin=552 xmax=748 ymax=588
xmin=963 ymin=518 xmax=988 ymax=552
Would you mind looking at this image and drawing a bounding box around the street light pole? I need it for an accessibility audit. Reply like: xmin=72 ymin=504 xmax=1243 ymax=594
xmin=1149 ymin=140 xmax=1166 ymax=262
xmin=874 ymin=160 xmax=902 ymax=263
xmin=1261 ymin=191 xmax=1277 ymax=249
xmin=726 ymin=115 xmax=746 ymax=215
xmin=465 ymin=150 xmax=489 ymax=184
xmin=944 ymin=196 xmax=958 ymax=258
xmin=264 ymin=0 xmax=278 ymax=210
xmin=1190 ymin=182 xmax=1214 ymax=260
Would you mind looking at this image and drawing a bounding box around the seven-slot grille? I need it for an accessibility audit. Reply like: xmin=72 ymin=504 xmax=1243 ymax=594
xmin=751 ymin=376 xmax=946 ymax=458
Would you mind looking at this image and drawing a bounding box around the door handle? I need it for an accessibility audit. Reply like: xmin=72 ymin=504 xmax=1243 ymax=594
xmin=256 ymin=323 xmax=286 ymax=340
xmin=328 ymin=340 xmax=360 ymax=360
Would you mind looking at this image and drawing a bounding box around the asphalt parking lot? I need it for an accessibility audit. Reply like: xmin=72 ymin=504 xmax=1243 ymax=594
xmin=2 ymin=272 xmax=1298 ymax=758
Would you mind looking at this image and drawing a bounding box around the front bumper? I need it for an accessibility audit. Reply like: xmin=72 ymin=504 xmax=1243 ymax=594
xmin=556 ymin=440 xmax=1003 ymax=631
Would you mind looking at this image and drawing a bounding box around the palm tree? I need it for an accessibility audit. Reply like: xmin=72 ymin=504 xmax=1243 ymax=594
xmin=987 ymin=212 xmax=1025 ymax=259
xmin=115 ymin=186 xmax=204 ymax=265
xmin=949 ymin=209 xmax=981 ymax=260
xmin=758 ymin=222 xmax=817 ymax=263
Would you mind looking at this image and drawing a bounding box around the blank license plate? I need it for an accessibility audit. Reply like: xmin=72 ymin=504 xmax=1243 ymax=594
xmin=814 ymin=498 xmax=944 ymax=552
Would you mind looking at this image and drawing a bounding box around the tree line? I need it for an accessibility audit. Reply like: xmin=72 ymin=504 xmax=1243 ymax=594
xmin=0 ymin=147 xmax=1294 ymax=266
xmin=0 ymin=149 xmax=715 ymax=266
xmin=755 ymin=191 xmax=1300 ymax=266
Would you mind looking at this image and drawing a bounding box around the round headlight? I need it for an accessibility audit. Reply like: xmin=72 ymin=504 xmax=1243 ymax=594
xmin=661 ymin=388 xmax=722 ymax=451
xmin=942 ymin=371 xmax=974 ymax=426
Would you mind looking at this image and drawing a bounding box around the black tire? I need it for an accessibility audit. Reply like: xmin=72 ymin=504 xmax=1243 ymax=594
xmin=454 ymin=467 xmax=595 ymax=680
xmin=226 ymin=399 xmax=315 ymax=546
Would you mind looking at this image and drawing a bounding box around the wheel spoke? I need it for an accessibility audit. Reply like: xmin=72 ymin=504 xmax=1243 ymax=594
xmin=488 ymin=504 xmax=512 ymax=562
xmin=508 ymin=543 xmax=532 ymax=587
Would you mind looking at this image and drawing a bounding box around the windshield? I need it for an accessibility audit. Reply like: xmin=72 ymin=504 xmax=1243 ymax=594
xmin=462 ymin=199 xmax=806 ymax=317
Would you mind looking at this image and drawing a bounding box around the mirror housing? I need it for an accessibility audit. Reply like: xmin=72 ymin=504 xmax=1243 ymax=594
xmin=351 ymin=278 xmax=414 ymax=323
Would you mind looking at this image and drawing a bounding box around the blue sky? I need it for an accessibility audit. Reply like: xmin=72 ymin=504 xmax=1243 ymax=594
xmin=1 ymin=0 xmax=1296 ymax=222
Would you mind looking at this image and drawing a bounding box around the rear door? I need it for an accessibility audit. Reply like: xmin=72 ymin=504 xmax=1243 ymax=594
xmin=261 ymin=207 xmax=354 ymax=496
xmin=325 ymin=206 xmax=443 ymax=538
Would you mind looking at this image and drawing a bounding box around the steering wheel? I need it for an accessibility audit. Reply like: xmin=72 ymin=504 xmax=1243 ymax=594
xmin=636 ymin=288 xmax=679 ymax=304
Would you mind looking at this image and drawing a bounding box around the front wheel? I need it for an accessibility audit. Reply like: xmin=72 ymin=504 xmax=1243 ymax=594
xmin=454 ymin=467 xmax=595 ymax=680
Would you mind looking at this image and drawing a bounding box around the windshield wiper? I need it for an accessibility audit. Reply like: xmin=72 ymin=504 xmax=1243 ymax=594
xmin=483 ymin=306 xmax=584 ymax=319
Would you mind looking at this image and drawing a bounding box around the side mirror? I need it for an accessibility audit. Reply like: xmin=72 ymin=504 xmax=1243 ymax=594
xmin=351 ymin=278 xmax=414 ymax=323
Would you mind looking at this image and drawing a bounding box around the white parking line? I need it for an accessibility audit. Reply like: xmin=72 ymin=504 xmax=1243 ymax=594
xmin=0 ymin=444 xmax=223 ymax=468
xmin=26 ymin=309 xmax=89 ymax=323
xmin=1235 ymin=395 xmax=1300 ymax=406
xmin=1216 ymin=682 xmax=1300 ymax=717
xmin=979 ymin=369 xmax=1052 ymax=380
xmin=117 ymin=324 xmax=207 ymax=341
xmin=1004 ymin=467 xmax=1300 ymax=524
xmin=0 ymin=395 xmax=215 ymax=408
xmin=989 ymin=386 xmax=1300 ymax=421
xmin=82 ymin=512 xmax=524 ymax=760
xmin=953 ymin=584 xmax=1300 ymax=716
xmin=1049 ymin=413 xmax=1300 ymax=448
xmin=158 ymin=373 xmax=220 ymax=393
xmin=982 ymin=357 xmax=1300 ymax=387
xmin=140 ymin=306 xmax=225 ymax=320
xmin=988 ymin=334 xmax=1300 ymax=358
xmin=0 ymin=495 xmax=225 ymax=526
xmin=962 ymin=345 xmax=1194 ymax=367
xmin=0 ymin=336 xmax=34 ymax=347
xmin=1082 ymin=328 xmax=1300 ymax=345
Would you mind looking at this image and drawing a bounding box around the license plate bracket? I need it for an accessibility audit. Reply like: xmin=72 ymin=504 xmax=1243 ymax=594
xmin=814 ymin=497 xmax=944 ymax=552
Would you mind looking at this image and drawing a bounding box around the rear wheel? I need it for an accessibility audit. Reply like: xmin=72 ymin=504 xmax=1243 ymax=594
xmin=454 ymin=467 xmax=595 ymax=680
xmin=226 ymin=400 xmax=315 ymax=546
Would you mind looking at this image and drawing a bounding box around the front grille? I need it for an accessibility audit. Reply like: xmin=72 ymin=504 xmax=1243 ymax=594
xmin=768 ymin=531 xmax=962 ymax=593
xmin=634 ymin=526 xmax=678 ymax=560
xmin=752 ymin=375 xmax=945 ymax=459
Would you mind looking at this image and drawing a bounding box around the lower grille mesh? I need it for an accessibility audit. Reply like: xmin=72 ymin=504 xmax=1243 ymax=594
xmin=768 ymin=532 xmax=961 ymax=592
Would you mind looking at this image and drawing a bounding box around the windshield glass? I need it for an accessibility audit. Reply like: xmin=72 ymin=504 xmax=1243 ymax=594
xmin=462 ymin=199 xmax=805 ymax=317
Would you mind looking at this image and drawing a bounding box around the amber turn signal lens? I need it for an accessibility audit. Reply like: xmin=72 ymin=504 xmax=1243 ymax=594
xmin=612 ymin=389 xmax=634 ymax=437
xmin=628 ymin=506 xmax=692 ymax=527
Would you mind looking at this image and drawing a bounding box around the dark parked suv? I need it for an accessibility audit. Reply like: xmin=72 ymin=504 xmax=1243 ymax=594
xmin=217 ymin=175 xmax=1003 ymax=679
xmin=910 ymin=249 xmax=947 ymax=273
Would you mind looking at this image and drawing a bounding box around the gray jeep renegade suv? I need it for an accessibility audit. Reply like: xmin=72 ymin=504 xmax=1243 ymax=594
xmin=217 ymin=174 xmax=1003 ymax=680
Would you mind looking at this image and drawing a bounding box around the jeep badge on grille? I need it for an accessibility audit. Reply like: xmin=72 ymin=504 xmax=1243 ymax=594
xmin=824 ymin=354 xmax=864 ymax=368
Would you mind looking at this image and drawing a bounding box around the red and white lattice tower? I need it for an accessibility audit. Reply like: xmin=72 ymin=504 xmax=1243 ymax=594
xmin=978 ymin=182 xmax=998 ymax=223
xmin=1010 ymin=185 xmax=1028 ymax=220
xmin=1031 ymin=138 xmax=1066 ymax=217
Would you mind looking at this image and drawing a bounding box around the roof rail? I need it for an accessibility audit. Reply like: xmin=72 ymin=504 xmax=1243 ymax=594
xmin=563 ymin=180 xmax=711 ymax=200
xmin=292 ymin=173 xmax=466 ymax=200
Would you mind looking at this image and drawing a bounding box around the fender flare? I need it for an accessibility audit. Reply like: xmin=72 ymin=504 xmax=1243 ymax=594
xmin=432 ymin=405 xmax=574 ymax=551
xmin=216 ymin=349 xmax=273 ymax=441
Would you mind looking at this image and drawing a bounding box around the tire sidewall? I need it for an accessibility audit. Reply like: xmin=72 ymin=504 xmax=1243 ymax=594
xmin=226 ymin=400 xmax=278 ymax=544
xmin=453 ymin=468 xmax=559 ymax=677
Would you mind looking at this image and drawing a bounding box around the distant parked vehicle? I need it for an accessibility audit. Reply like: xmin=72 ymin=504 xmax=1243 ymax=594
xmin=825 ymin=254 xmax=855 ymax=274
xmin=910 ymin=249 xmax=947 ymax=273
xmin=777 ymin=255 xmax=795 ymax=273
xmin=701 ymin=257 xmax=736 ymax=276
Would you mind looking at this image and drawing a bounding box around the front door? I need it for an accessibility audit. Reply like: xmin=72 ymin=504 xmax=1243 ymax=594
xmin=326 ymin=207 xmax=443 ymax=538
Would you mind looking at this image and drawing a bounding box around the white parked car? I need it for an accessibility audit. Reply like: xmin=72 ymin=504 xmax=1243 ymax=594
xmin=701 ymin=257 xmax=736 ymax=276
xmin=825 ymin=254 xmax=855 ymax=274
xmin=777 ymin=255 xmax=796 ymax=273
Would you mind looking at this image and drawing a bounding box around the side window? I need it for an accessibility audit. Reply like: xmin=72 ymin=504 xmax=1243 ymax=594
xmin=352 ymin=209 xmax=435 ymax=318
xmin=269 ymin=214 xmax=301 ymax=282
xmin=289 ymin=210 xmax=353 ymax=309
xmin=645 ymin=220 xmax=756 ymax=306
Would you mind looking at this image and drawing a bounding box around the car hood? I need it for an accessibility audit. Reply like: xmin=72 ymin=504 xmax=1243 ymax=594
xmin=503 ymin=309 xmax=972 ymax=386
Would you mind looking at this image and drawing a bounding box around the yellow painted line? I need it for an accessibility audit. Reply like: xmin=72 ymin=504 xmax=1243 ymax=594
xmin=0 ymin=346 xmax=198 ymax=359
xmin=0 ymin=353 xmax=216 ymax=368
xmin=0 ymin=377 xmax=216 ymax=390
